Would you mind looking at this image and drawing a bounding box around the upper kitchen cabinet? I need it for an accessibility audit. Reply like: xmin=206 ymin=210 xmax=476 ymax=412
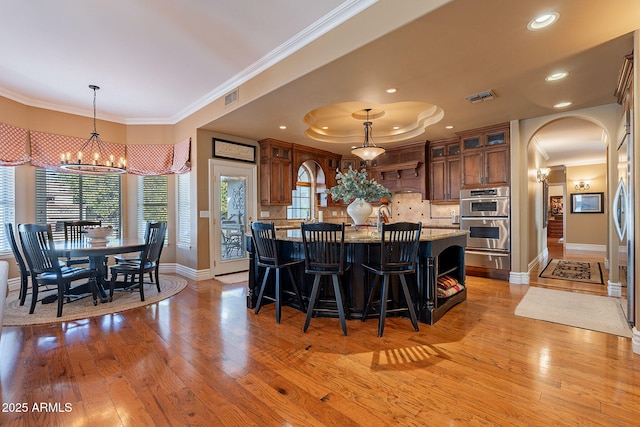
xmin=369 ymin=141 xmax=427 ymax=198
xmin=259 ymin=138 xmax=293 ymax=206
xmin=429 ymin=138 xmax=461 ymax=203
xmin=458 ymin=123 xmax=510 ymax=188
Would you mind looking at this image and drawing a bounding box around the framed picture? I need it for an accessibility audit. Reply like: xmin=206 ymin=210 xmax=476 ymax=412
xmin=212 ymin=138 xmax=256 ymax=163
xmin=570 ymin=192 xmax=604 ymax=214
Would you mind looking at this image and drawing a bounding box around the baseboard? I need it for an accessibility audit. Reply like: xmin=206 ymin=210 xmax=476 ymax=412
xmin=607 ymin=280 xmax=622 ymax=298
xmin=564 ymin=243 xmax=606 ymax=252
xmin=509 ymin=271 xmax=530 ymax=284
xmin=528 ymin=248 xmax=548 ymax=272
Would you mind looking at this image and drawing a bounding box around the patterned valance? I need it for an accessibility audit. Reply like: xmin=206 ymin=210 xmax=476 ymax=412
xmin=0 ymin=123 xmax=30 ymax=166
xmin=127 ymin=144 xmax=174 ymax=176
xmin=171 ymin=138 xmax=191 ymax=174
xmin=30 ymin=131 xmax=126 ymax=172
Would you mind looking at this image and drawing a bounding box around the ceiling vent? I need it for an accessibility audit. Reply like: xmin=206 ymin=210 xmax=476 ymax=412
xmin=465 ymin=90 xmax=496 ymax=103
xmin=224 ymin=88 xmax=239 ymax=106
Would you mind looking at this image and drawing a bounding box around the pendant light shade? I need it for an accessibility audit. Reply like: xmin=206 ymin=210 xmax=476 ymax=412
xmin=60 ymin=85 xmax=127 ymax=174
xmin=351 ymin=108 xmax=385 ymax=161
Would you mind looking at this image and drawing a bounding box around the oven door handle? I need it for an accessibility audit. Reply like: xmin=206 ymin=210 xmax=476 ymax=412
xmin=465 ymin=250 xmax=510 ymax=257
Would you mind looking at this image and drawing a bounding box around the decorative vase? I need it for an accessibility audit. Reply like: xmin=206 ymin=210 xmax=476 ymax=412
xmin=347 ymin=198 xmax=373 ymax=225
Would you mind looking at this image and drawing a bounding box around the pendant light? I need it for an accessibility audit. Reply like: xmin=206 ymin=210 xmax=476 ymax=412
xmin=60 ymin=85 xmax=127 ymax=174
xmin=351 ymin=108 xmax=385 ymax=161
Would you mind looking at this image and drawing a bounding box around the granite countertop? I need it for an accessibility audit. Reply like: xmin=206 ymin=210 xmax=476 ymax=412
xmin=272 ymin=227 xmax=468 ymax=243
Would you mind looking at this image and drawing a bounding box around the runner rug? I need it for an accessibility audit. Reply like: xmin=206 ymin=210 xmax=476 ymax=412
xmin=2 ymin=275 xmax=187 ymax=326
xmin=515 ymin=286 xmax=632 ymax=338
xmin=539 ymin=259 xmax=604 ymax=284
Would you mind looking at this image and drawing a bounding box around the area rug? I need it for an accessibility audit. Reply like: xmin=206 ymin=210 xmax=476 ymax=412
xmin=215 ymin=271 xmax=248 ymax=285
xmin=515 ymin=287 xmax=632 ymax=338
xmin=2 ymin=275 xmax=187 ymax=326
xmin=539 ymin=259 xmax=603 ymax=284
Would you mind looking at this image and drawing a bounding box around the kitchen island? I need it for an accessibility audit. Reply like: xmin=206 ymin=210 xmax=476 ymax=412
xmin=246 ymin=226 xmax=468 ymax=324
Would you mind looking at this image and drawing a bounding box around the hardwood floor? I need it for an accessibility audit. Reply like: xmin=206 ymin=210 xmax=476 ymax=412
xmin=1 ymin=247 xmax=638 ymax=426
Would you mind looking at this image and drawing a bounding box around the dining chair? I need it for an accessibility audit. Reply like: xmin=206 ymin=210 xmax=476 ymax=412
xmin=18 ymin=223 xmax=99 ymax=317
xmin=301 ymin=222 xmax=350 ymax=336
xmin=251 ymin=221 xmax=305 ymax=324
xmin=361 ymin=221 xmax=421 ymax=337
xmin=4 ymin=223 xmax=31 ymax=306
xmin=113 ymin=222 xmax=162 ymax=285
xmin=63 ymin=220 xmax=102 ymax=267
xmin=108 ymin=221 xmax=167 ymax=302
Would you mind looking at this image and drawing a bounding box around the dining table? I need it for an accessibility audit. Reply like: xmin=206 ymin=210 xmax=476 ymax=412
xmin=54 ymin=237 xmax=146 ymax=302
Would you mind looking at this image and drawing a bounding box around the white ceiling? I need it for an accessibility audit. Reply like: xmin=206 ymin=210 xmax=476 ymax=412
xmin=1 ymin=0 xmax=637 ymax=164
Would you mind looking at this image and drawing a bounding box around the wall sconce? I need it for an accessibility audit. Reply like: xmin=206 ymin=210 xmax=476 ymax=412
xmin=574 ymin=180 xmax=591 ymax=191
xmin=536 ymin=168 xmax=550 ymax=183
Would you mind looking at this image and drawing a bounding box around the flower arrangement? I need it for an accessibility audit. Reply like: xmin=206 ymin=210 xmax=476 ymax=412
xmin=326 ymin=168 xmax=392 ymax=203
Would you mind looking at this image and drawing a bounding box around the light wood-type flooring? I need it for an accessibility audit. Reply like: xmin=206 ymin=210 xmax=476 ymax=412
xmin=1 ymin=242 xmax=638 ymax=426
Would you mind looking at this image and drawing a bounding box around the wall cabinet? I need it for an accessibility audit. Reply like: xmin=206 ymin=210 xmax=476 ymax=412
xmin=429 ymin=138 xmax=461 ymax=203
xmin=259 ymin=139 xmax=293 ymax=206
xmin=458 ymin=123 xmax=510 ymax=188
xmin=369 ymin=141 xmax=427 ymax=198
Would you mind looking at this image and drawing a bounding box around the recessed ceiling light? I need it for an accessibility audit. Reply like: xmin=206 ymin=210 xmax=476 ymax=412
xmin=545 ymin=71 xmax=568 ymax=82
xmin=279 ymin=125 xmax=287 ymax=130
xmin=445 ymin=125 xmax=454 ymax=129
xmin=527 ymin=12 xmax=559 ymax=30
xmin=386 ymin=88 xmax=397 ymax=94
xmin=392 ymin=126 xmax=400 ymax=130
xmin=553 ymin=101 xmax=572 ymax=109
xmin=321 ymin=126 xmax=329 ymax=130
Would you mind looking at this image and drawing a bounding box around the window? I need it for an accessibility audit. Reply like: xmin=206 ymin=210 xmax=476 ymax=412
xmin=0 ymin=167 xmax=15 ymax=253
xmin=35 ymin=168 xmax=122 ymax=238
xmin=177 ymin=172 xmax=191 ymax=247
xmin=137 ymin=175 xmax=168 ymax=240
xmin=287 ymin=167 xmax=311 ymax=219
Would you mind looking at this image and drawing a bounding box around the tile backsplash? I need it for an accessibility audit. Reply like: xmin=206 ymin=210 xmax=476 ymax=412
xmin=258 ymin=193 xmax=459 ymax=227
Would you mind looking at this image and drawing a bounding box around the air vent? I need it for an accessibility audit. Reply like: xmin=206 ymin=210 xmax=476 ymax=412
xmin=465 ymin=90 xmax=496 ymax=104
xmin=224 ymin=88 xmax=239 ymax=106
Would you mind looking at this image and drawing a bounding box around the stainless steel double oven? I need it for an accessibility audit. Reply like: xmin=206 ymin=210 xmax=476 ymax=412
xmin=460 ymin=187 xmax=510 ymax=271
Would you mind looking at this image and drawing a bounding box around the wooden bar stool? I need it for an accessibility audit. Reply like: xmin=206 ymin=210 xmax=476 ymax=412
xmin=301 ymin=222 xmax=350 ymax=336
xmin=362 ymin=222 xmax=421 ymax=337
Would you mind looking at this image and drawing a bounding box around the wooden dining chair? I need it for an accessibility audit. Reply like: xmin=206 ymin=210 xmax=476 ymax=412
xmin=361 ymin=222 xmax=421 ymax=337
xmin=251 ymin=221 xmax=305 ymax=324
xmin=109 ymin=221 xmax=167 ymax=302
xmin=4 ymin=223 xmax=31 ymax=307
xmin=63 ymin=220 xmax=101 ymax=267
xmin=301 ymin=222 xmax=350 ymax=336
xmin=18 ymin=223 xmax=99 ymax=317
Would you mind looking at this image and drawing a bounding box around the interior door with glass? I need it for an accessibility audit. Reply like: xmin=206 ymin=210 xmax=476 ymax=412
xmin=210 ymin=159 xmax=256 ymax=276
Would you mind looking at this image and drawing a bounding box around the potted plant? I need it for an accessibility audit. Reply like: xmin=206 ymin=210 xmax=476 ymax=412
xmin=327 ymin=168 xmax=391 ymax=225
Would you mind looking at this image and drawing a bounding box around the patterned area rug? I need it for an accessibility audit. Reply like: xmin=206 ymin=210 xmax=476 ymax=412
xmin=539 ymin=259 xmax=603 ymax=284
xmin=2 ymin=275 xmax=187 ymax=326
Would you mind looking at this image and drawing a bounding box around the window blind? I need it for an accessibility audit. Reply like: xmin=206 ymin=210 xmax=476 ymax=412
xmin=177 ymin=172 xmax=191 ymax=246
xmin=35 ymin=168 xmax=122 ymax=239
xmin=0 ymin=167 xmax=15 ymax=253
xmin=137 ymin=175 xmax=168 ymax=240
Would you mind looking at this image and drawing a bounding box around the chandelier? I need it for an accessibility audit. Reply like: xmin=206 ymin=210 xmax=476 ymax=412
xmin=60 ymin=85 xmax=127 ymax=174
xmin=351 ymin=108 xmax=385 ymax=161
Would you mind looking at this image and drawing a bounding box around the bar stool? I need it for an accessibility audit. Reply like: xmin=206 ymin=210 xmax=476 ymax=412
xmin=251 ymin=222 xmax=305 ymax=324
xmin=301 ymin=222 xmax=350 ymax=336
xmin=362 ymin=222 xmax=421 ymax=337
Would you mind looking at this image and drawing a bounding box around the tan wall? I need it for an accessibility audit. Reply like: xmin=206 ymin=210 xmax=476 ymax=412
xmin=565 ymin=164 xmax=607 ymax=246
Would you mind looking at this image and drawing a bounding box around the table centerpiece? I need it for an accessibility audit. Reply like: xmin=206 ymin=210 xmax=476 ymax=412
xmin=327 ymin=168 xmax=391 ymax=225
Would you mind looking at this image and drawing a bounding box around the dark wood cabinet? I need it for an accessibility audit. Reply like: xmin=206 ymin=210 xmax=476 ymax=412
xmin=458 ymin=123 xmax=510 ymax=189
xmin=429 ymin=138 xmax=461 ymax=203
xmin=547 ymin=217 xmax=563 ymax=238
xmin=259 ymin=139 xmax=293 ymax=206
xmin=369 ymin=141 xmax=427 ymax=198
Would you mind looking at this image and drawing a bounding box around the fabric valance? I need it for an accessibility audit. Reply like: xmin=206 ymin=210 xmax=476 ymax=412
xmin=126 ymin=144 xmax=174 ymax=176
xmin=30 ymin=131 xmax=126 ymax=172
xmin=0 ymin=123 xmax=30 ymax=166
xmin=171 ymin=138 xmax=191 ymax=174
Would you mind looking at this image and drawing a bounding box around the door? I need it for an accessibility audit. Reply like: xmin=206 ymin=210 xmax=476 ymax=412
xmin=209 ymin=159 xmax=257 ymax=276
